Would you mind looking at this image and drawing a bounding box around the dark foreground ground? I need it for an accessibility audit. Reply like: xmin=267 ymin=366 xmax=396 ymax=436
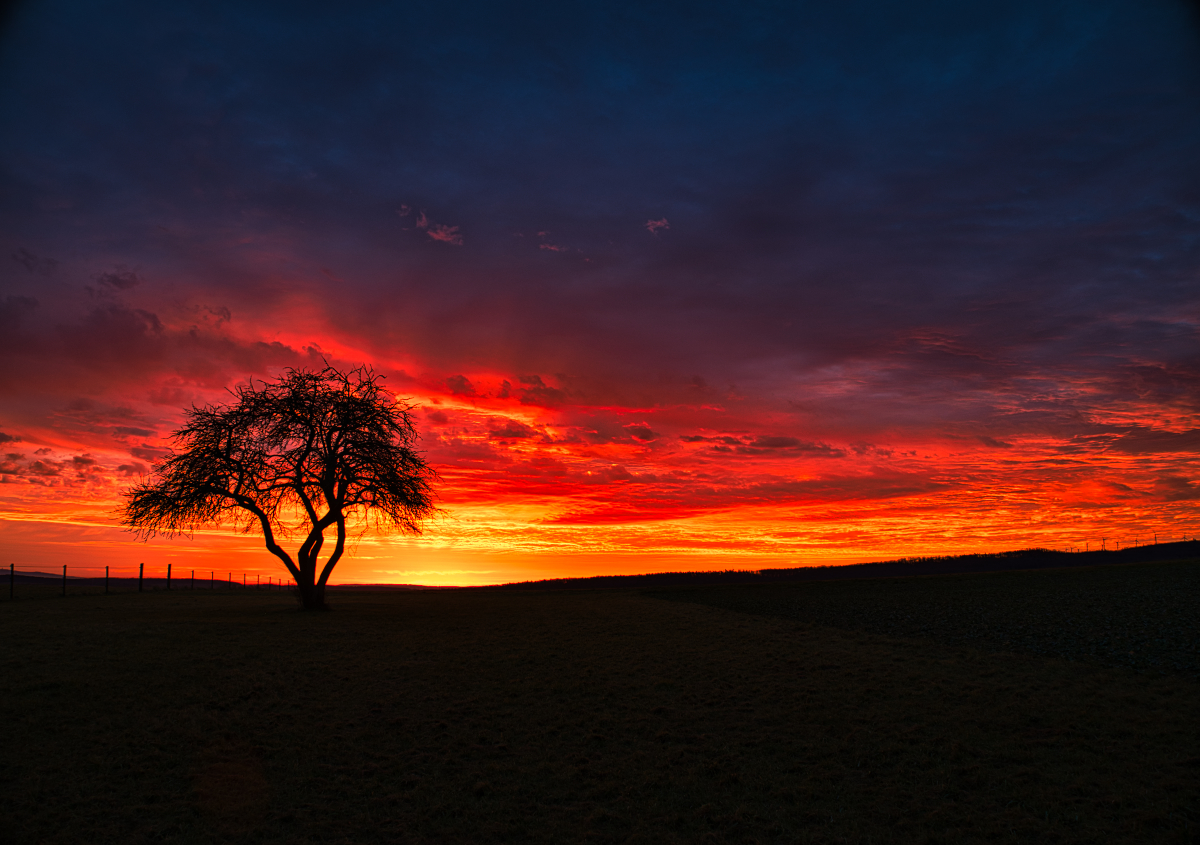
xmin=2 ymin=560 xmax=1198 ymax=844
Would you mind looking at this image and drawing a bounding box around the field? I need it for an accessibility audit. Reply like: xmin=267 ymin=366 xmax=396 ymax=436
xmin=2 ymin=560 xmax=1198 ymax=844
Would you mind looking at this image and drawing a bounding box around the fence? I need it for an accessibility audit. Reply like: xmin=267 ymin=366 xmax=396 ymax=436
xmin=4 ymin=563 xmax=296 ymax=600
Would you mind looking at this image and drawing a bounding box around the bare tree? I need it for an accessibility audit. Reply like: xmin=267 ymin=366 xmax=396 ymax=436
xmin=122 ymin=365 xmax=439 ymax=609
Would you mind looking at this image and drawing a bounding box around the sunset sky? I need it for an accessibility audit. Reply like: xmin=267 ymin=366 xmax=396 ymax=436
xmin=2 ymin=1 xmax=1199 ymax=585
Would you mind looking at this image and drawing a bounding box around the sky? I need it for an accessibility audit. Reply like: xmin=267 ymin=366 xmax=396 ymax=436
xmin=1 ymin=0 xmax=1199 ymax=586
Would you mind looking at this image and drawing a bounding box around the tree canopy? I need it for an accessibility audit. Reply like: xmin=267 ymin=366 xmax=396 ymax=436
xmin=123 ymin=365 xmax=439 ymax=609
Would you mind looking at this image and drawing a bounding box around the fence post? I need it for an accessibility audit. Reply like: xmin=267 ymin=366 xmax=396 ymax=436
xmin=61 ymin=565 xmax=66 ymax=597
xmin=243 ymin=573 xmax=246 ymax=588
xmin=228 ymin=572 xmax=232 ymax=588
xmin=210 ymin=571 xmax=214 ymax=589
xmin=167 ymin=563 xmax=172 ymax=590
xmin=191 ymin=569 xmax=194 ymax=589
xmin=9 ymin=563 xmax=13 ymax=599
xmin=138 ymin=562 xmax=144 ymax=592
xmin=105 ymin=565 xmax=109 ymax=594
xmin=256 ymin=574 xmax=260 ymax=590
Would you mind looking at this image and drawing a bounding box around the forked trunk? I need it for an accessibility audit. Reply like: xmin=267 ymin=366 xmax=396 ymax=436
xmin=291 ymin=527 xmax=333 ymax=609
xmin=296 ymin=569 xmax=328 ymax=610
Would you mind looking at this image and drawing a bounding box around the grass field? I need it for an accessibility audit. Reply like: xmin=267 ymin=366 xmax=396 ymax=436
xmin=655 ymin=559 xmax=1200 ymax=679
xmin=3 ymin=560 xmax=1198 ymax=843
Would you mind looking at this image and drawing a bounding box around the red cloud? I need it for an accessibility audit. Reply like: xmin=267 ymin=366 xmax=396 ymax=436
xmin=416 ymin=211 xmax=464 ymax=245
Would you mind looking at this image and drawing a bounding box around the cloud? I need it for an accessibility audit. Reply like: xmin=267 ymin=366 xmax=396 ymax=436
xmin=11 ymin=248 xmax=56 ymax=274
xmin=444 ymin=374 xmax=476 ymax=396
xmin=548 ymin=472 xmax=946 ymax=524
xmin=624 ymin=424 xmax=658 ymax=442
xmin=58 ymin=304 xmax=165 ymax=367
xmin=738 ymin=440 xmax=845 ymax=457
xmin=678 ymin=432 xmax=848 ymax=457
xmin=0 ymin=448 xmax=143 ymax=484
xmin=147 ymin=385 xmax=193 ymax=406
xmin=112 ymin=426 xmax=155 ymax=437
xmin=848 ymin=442 xmax=896 ymax=457
xmin=682 ymin=434 xmax=745 ymax=446
xmin=687 ymin=435 xmax=847 ymax=457
xmin=27 ymin=460 xmax=61 ymax=476
xmin=202 ymin=305 xmax=232 ymax=326
xmin=517 ymin=374 xmax=568 ymax=407
xmin=749 ymin=435 xmax=802 ymax=449
xmin=488 ymin=418 xmax=537 ymax=440
xmin=645 ymin=218 xmax=669 ymax=234
xmin=1152 ymin=475 xmax=1200 ymax=501
xmin=1110 ymin=428 xmax=1200 ymax=454
xmin=96 ymin=269 xmax=141 ymax=290
xmin=416 ymin=212 xmax=464 ymax=245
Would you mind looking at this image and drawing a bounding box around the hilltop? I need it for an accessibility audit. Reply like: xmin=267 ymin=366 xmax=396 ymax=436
xmin=487 ymin=539 xmax=1200 ymax=590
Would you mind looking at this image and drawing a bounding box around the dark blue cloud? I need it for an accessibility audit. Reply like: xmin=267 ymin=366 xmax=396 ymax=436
xmin=1 ymin=0 xmax=1198 ymax=442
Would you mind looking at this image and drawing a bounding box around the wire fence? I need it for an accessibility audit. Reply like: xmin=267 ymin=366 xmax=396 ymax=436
xmin=4 ymin=563 xmax=295 ymax=600
xmin=6 ymin=535 xmax=1198 ymax=601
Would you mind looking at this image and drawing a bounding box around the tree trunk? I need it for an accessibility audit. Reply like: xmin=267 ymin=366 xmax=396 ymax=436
xmin=296 ymin=569 xmax=328 ymax=610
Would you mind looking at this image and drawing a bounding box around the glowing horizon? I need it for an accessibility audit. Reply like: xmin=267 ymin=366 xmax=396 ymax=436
xmin=2 ymin=351 xmax=1197 ymax=587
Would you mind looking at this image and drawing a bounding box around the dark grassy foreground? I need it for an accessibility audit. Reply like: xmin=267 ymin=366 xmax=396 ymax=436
xmin=653 ymin=559 xmax=1200 ymax=679
xmin=2 ymin=562 xmax=1198 ymax=844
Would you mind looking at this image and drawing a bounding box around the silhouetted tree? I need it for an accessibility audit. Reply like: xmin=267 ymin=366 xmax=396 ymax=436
xmin=123 ymin=365 xmax=439 ymax=609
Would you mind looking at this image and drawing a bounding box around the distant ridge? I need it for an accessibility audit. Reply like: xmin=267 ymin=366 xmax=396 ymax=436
xmin=482 ymin=540 xmax=1200 ymax=591
xmin=10 ymin=541 xmax=1197 ymax=592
